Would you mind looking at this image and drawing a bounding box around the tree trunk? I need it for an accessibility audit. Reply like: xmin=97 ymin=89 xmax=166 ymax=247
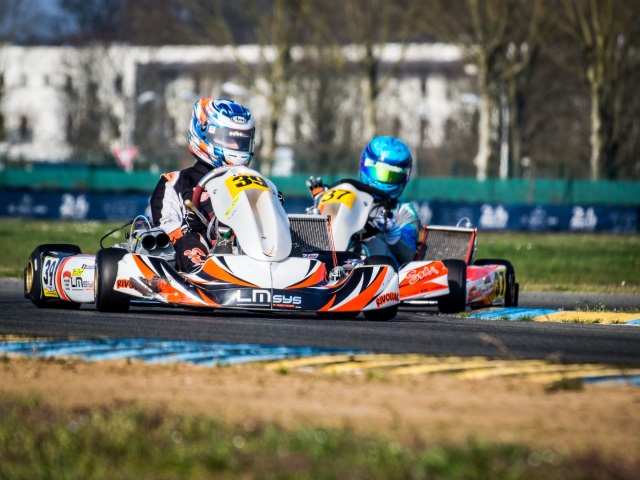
xmin=474 ymin=66 xmax=492 ymax=181
xmin=589 ymin=79 xmax=604 ymax=180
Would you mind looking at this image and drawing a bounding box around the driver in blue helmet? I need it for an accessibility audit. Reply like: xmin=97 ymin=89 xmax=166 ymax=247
xmin=307 ymin=136 xmax=421 ymax=266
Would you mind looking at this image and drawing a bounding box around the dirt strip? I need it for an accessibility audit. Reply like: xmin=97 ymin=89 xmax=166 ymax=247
xmin=2 ymin=355 xmax=639 ymax=461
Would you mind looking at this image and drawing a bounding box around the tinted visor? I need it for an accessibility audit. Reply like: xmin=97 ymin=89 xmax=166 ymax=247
xmin=207 ymin=126 xmax=255 ymax=153
xmin=362 ymin=157 xmax=410 ymax=185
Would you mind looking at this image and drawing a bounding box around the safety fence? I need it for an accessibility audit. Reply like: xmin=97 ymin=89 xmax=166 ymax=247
xmin=1 ymin=189 xmax=637 ymax=233
xmin=1 ymin=165 xmax=639 ymax=206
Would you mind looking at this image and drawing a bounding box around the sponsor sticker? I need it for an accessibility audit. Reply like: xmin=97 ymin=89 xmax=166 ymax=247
xmin=319 ymin=188 xmax=356 ymax=210
xmin=405 ymin=264 xmax=440 ymax=285
xmin=225 ymin=174 xmax=269 ymax=198
xmin=42 ymin=256 xmax=60 ymax=297
xmin=375 ymin=291 xmax=399 ymax=307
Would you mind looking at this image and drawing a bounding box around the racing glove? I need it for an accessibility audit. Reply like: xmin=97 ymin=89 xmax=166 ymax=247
xmin=372 ymin=211 xmax=402 ymax=245
xmin=182 ymin=210 xmax=207 ymax=235
xmin=306 ymin=176 xmax=325 ymax=199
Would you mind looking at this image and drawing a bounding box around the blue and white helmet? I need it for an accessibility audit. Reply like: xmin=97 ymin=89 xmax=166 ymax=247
xmin=188 ymin=97 xmax=255 ymax=168
xmin=359 ymin=136 xmax=413 ymax=199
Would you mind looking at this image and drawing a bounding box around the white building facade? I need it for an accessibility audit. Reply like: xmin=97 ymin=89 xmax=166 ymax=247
xmin=0 ymin=43 xmax=471 ymax=169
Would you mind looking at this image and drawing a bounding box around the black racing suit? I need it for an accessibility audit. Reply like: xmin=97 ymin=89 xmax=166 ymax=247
xmin=150 ymin=161 xmax=214 ymax=272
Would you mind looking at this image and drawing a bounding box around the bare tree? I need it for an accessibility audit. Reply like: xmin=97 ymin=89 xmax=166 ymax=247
xmin=550 ymin=0 xmax=640 ymax=180
xmin=61 ymin=45 xmax=121 ymax=164
xmin=316 ymin=0 xmax=423 ymax=141
xmin=151 ymin=0 xmax=314 ymax=174
xmin=418 ymin=0 xmax=543 ymax=180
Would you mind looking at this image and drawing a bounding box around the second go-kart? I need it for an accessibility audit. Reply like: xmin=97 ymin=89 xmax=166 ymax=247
xmin=311 ymin=179 xmax=519 ymax=314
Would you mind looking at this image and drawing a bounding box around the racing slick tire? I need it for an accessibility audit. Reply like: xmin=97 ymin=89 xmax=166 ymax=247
xmin=474 ymin=258 xmax=519 ymax=307
xmin=438 ymin=259 xmax=467 ymax=314
xmin=25 ymin=244 xmax=82 ymax=309
xmin=363 ymin=255 xmax=398 ymax=321
xmin=95 ymin=248 xmax=130 ymax=313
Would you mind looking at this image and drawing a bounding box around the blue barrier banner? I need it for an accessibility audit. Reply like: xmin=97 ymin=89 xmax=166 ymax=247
xmin=1 ymin=190 xmax=637 ymax=233
xmin=0 ymin=190 xmax=151 ymax=221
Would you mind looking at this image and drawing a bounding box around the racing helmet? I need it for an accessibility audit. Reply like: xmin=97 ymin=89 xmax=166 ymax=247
xmin=359 ymin=136 xmax=413 ymax=199
xmin=188 ymin=97 xmax=255 ymax=168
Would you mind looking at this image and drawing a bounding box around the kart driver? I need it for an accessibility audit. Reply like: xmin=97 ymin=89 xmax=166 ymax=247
xmin=150 ymin=97 xmax=255 ymax=272
xmin=307 ymin=136 xmax=421 ymax=267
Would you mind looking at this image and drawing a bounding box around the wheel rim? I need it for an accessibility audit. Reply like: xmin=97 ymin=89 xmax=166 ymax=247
xmin=94 ymin=264 xmax=99 ymax=299
xmin=26 ymin=261 xmax=34 ymax=294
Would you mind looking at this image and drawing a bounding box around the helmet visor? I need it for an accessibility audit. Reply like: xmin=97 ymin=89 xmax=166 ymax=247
xmin=362 ymin=157 xmax=411 ymax=185
xmin=207 ymin=126 xmax=255 ymax=153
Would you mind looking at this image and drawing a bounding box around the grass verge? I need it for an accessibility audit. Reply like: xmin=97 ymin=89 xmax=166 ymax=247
xmin=1 ymin=219 xmax=639 ymax=293
xmin=1 ymin=393 xmax=636 ymax=480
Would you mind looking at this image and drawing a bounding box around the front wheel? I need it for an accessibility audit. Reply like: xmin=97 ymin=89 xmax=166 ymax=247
xmin=95 ymin=248 xmax=130 ymax=312
xmin=363 ymin=304 xmax=398 ymax=321
xmin=438 ymin=259 xmax=467 ymax=314
xmin=474 ymin=258 xmax=519 ymax=307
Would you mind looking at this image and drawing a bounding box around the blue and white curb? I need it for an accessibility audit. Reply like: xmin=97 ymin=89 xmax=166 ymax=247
xmin=0 ymin=338 xmax=368 ymax=366
xmin=469 ymin=307 xmax=640 ymax=324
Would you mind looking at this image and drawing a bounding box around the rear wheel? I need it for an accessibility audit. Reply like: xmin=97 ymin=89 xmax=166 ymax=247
xmin=95 ymin=248 xmax=130 ymax=312
xmin=25 ymin=244 xmax=82 ymax=309
xmin=474 ymin=258 xmax=518 ymax=307
xmin=363 ymin=255 xmax=398 ymax=321
xmin=438 ymin=259 xmax=467 ymax=314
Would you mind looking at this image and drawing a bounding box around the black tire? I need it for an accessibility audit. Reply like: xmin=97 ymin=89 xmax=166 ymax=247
xmin=95 ymin=248 xmax=130 ymax=313
xmin=474 ymin=258 xmax=518 ymax=307
xmin=438 ymin=259 xmax=467 ymax=314
xmin=365 ymin=255 xmax=398 ymax=272
xmin=363 ymin=255 xmax=398 ymax=321
xmin=25 ymin=244 xmax=82 ymax=309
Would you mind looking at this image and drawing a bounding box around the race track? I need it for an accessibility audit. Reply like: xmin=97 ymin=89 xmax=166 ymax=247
xmin=2 ymin=279 xmax=639 ymax=365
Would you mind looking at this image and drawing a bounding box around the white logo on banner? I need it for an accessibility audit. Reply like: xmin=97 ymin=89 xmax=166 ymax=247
xmin=60 ymin=194 xmax=89 ymax=220
xmin=417 ymin=202 xmax=433 ymax=225
xmin=570 ymin=207 xmax=597 ymax=231
xmin=479 ymin=204 xmax=509 ymax=229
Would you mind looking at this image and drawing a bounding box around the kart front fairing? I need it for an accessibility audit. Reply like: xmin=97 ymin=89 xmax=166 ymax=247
xmin=113 ymin=252 xmax=399 ymax=313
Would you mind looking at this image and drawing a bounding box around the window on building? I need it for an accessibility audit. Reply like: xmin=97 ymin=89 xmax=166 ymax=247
xmin=19 ymin=116 xmax=32 ymax=142
xmin=65 ymin=75 xmax=73 ymax=94
xmin=114 ymin=75 xmax=123 ymax=94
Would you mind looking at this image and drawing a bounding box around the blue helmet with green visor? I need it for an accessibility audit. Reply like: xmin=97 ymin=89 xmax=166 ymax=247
xmin=359 ymin=136 xmax=413 ymax=199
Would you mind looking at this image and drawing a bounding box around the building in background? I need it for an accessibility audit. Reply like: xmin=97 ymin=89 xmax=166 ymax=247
xmin=0 ymin=43 xmax=470 ymax=174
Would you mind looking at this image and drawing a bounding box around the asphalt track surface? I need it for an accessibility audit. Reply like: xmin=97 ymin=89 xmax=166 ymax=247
xmin=1 ymin=279 xmax=639 ymax=366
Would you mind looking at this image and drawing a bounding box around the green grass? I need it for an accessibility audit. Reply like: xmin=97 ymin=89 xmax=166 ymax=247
xmin=0 ymin=219 xmax=124 ymax=277
xmin=474 ymin=232 xmax=640 ymax=293
xmin=2 ymin=219 xmax=639 ymax=292
xmin=1 ymin=393 xmax=635 ymax=480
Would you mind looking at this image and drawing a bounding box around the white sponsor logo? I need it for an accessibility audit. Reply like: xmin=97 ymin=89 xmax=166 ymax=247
xmin=479 ymin=204 xmax=509 ymax=229
xmin=231 ymin=116 xmax=247 ymax=124
xmin=235 ymin=290 xmax=301 ymax=305
xmin=406 ymin=265 xmax=440 ymax=285
xmin=570 ymin=206 xmax=597 ymax=231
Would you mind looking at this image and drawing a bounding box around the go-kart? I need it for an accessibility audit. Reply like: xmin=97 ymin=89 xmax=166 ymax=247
xmin=311 ymin=179 xmax=519 ymax=313
xmin=24 ymin=167 xmax=400 ymax=320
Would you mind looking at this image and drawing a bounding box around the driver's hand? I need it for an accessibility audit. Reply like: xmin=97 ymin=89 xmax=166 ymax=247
xmin=306 ymin=176 xmax=325 ymax=198
xmin=372 ymin=211 xmax=402 ymax=245
xmin=183 ymin=210 xmax=207 ymax=234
